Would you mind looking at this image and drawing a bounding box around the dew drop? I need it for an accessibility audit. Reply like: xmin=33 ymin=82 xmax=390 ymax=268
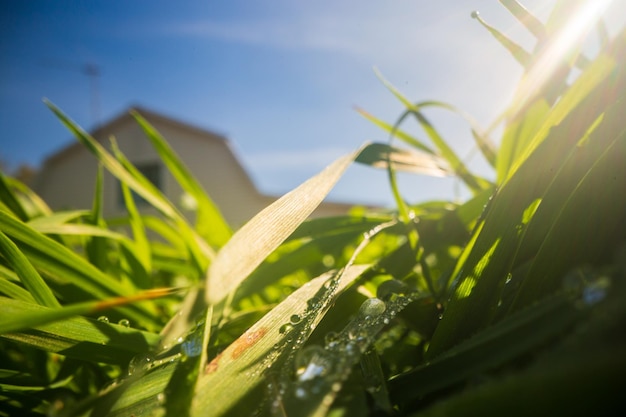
xmin=128 ymin=353 xmax=154 ymax=375
xmin=358 ymin=298 xmax=386 ymax=319
xmin=97 ymin=316 xmax=109 ymax=323
xmin=324 ymin=331 xmax=340 ymax=349
xmin=279 ymin=323 xmax=293 ymax=334
xmin=471 ymin=10 xmax=480 ymax=19
xmin=290 ymin=314 xmax=301 ymax=324
xmin=156 ymin=392 xmax=166 ymax=405
xmin=118 ymin=319 xmax=130 ymax=327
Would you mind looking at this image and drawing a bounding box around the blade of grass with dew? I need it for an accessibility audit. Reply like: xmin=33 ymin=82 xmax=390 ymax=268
xmin=44 ymin=101 xmax=212 ymax=272
xmin=0 ymin=230 xmax=60 ymax=308
xmin=132 ymin=110 xmax=233 ymax=249
xmin=205 ymin=145 xmax=368 ymax=306
xmin=192 ymin=265 xmax=370 ymax=417
xmin=0 ymin=298 xmax=160 ymax=365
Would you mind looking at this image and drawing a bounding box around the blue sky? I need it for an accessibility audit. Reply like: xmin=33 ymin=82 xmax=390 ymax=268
xmin=1 ymin=1 xmax=624 ymax=206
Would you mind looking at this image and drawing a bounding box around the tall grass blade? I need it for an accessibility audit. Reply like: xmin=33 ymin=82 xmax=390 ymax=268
xmin=0 ymin=210 xmax=160 ymax=327
xmin=0 ymin=172 xmax=29 ymax=222
xmin=0 ymin=230 xmax=60 ymax=308
xmin=355 ymin=107 xmax=435 ymax=154
xmin=0 ymin=288 xmax=175 ymax=335
xmin=471 ymin=10 xmax=532 ymax=68
xmin=0 ymin=297 xmax=160 ymax=365
xmin=132 ymin=111 xmax=232 ymax=249
xmin=498 ymin=0 xmax=547 ymax=40
xmin=44 ymin=101 xmax=212 ymax=273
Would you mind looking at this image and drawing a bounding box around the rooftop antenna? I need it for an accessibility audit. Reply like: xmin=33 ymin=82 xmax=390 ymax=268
xmin=40 ymin=59 xmax=102 ymax=127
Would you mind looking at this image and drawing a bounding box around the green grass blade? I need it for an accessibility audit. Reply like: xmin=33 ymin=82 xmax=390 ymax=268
xmin=471 ymin=10 xmax=532 ymax=68
xmin=498 ymin=0 xmax=547 ymax=40
xmin=0 ymin=269 xmax=36 ymax=303
xmin=0 ymin=230 xmax=60 ymax=308
xmin=505 ymin=52 xmax=618 ymax=182
xmin=511 ymin=110 xmax=626 ymax=310
xmin=0 ymin=210 xmax=160 ymax=327
xmin=373 ymin=70 xmax=491 ymax=193
xmin=0 ymin=172 xmax=29 ymax=222
xmin=356 ymin=107 xmax=435 ymax=153
xmin=44 ymin=101 xmax=212 ymax=274
xmin=426 ymin=34 xmax=626 ymax=357
xmin=390 ymin=293 xmax=580 ymax=405
xmin=0 ymin=288 xmax=174 ymax=335
xmin=205 ymin=146 xmax=365 ymax=306
xmin=132 ymin=111 xmax=233 ymax=249
xmin=0 ymin=297 xmax=160 ymax=365
xmin=84 ymin=163 xmax=114 ymax=273
xmin=112 ymin=140 xmax=152 ymax=276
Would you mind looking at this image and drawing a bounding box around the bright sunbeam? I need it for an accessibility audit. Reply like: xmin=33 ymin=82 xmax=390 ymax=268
xmin=511 ymin=0 xmax=615 ymax=117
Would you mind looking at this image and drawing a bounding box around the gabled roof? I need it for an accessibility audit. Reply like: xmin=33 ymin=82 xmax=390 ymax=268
xmin=42 ymin=106 xmax=229 ymax=167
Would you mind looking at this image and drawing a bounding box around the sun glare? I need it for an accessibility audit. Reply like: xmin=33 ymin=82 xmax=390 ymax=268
xmin=512 ymin=0 xmax=615 ymax=116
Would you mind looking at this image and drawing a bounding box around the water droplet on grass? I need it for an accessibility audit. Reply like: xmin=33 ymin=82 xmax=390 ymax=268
xmin=290 ymin=314 xmax=301 ymax=324
xmin=358 ymin=298 xmax=386 ymax=319
xmin=118 ymin=319 xmax=130 ymax=327
xmin=97 ymin=316 xmax=109 ymax=323
xmin=128 ymin=353 xmax=154 ymax=375
xmin=279 ymin=323 xmax=293 ymax=334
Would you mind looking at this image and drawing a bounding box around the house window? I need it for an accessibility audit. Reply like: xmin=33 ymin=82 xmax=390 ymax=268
xmin=118 ymin=162 xmax=162 ymax=207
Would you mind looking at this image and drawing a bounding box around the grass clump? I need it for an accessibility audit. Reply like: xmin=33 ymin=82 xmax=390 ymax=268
xmin=1 ymin=1 xmax=625 ymax=416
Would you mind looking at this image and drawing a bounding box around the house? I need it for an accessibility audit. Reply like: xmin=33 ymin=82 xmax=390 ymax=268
xmin=33 ymin=107 xmax=355 ymax=228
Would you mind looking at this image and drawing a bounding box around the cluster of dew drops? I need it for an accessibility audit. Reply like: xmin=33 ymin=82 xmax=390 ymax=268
xmin=268 ymin=278 xmax=417 ymax=410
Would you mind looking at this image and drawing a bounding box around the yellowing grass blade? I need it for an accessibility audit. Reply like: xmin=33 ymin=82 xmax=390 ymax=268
xmin=205 ymin=146 xmax=364 ymax=306
xmin=193 ymin=265 xmax=369 ymax=417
